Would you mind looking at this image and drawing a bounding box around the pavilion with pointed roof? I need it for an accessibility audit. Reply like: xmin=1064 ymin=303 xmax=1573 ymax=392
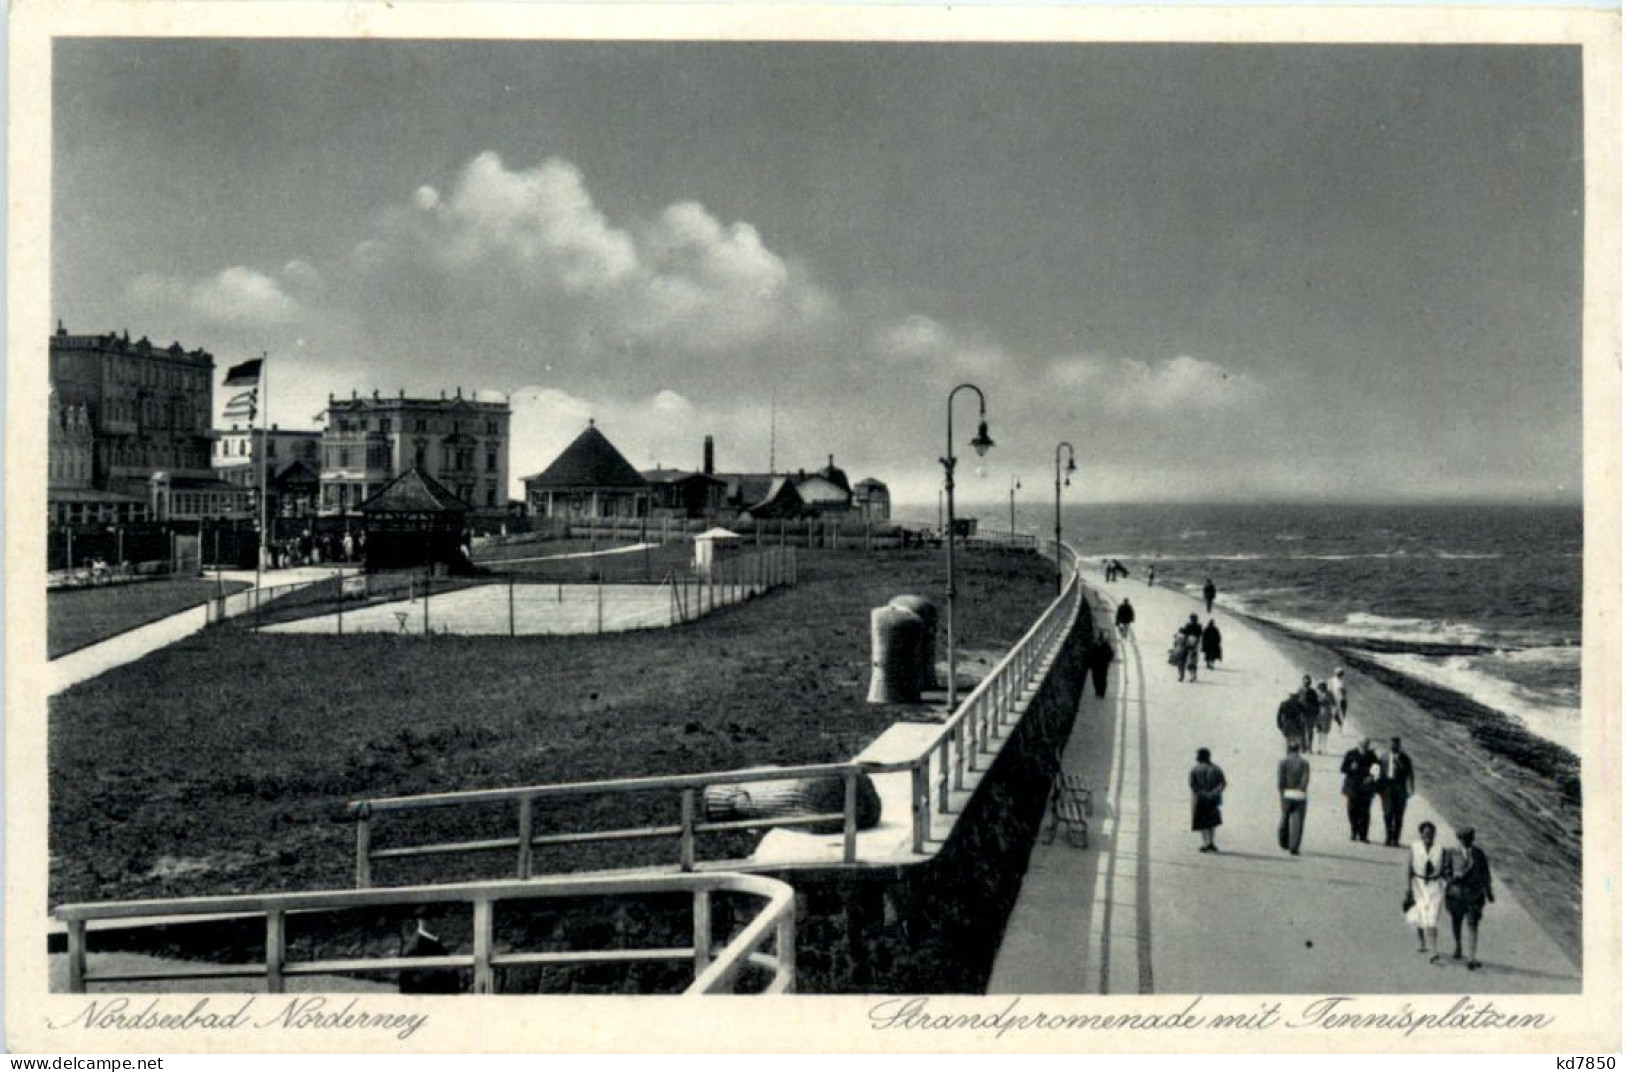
xmin=521 ymin=420 xmax=651 ymax=520
xmin=357 ymin=466 xmax=472 ymax=571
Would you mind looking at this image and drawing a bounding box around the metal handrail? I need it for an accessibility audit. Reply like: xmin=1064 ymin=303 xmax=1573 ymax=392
xmin=54 ymin=871 xmax=795 ymax=996
xmin=347 ymin=542 xmax=1085 ymax=881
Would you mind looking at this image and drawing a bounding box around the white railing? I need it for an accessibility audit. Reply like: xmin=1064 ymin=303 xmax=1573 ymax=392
xmin=54 ymin=872 xmax=795 ymax=996
xmin=347 ymin=542 xmax=1083 ymax=881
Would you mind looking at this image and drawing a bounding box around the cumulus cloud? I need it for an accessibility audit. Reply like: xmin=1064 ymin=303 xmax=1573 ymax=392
xmin=1047 ymin=354 xmax=1262 ymax=415
xmin=873 ymin=314 xmax=1007 ymax=373
xmin=128 ymin=266 xmax=301 ymax=327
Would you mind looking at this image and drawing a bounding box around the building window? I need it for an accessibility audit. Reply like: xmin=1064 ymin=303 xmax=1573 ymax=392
xmin=486 ymin=420 xmax=498 ymax=435
xmin=380 ymin=418 xmax=392 ymax=435
xmin=415 ymin=419 xmax=427 ymax=433
xmin=486 ymin=449 xmax=498 ymax=473
xmin=486 ymin=485 xmax=497 ymax=506
xmin=267 ymin=440 xmax=277 ymax=458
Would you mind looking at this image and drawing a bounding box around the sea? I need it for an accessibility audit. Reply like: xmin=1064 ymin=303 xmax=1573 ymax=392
xmin=896 ymin=502 xmax=1584 ymax=755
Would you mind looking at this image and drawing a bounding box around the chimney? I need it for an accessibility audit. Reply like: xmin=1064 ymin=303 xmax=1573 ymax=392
xmin=703 ymin=435 xmax=715 ymax=476
xmin=828 ymin=454 xmax=835 ymax=469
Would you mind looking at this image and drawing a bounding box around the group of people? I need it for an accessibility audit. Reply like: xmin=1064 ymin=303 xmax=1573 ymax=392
xmin=1274 ymin=672 xmax=1346 ymax=754
xmin=266 ymin=528 xmax=365 ymax=569
xmin=1168 ymin=613 xmax=1223 ymax=683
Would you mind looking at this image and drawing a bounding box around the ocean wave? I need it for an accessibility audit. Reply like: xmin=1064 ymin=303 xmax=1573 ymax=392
xmin=1361 ymin=651 xmax=1580 ymax=754
xmin=1494 ymin=645 xmax=1583 ymax=668
xmin=1434 ymin=551 xmax=1505 ymax=560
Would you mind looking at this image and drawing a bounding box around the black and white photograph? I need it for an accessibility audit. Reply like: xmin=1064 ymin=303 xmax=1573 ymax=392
xmin=9 ymin=2 xmax=1620 ymax=1055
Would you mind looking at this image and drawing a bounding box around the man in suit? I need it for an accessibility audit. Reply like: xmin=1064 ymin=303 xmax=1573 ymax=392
xmin=1276 ymin=740 xmax=1311 ymax=855
xmin=1339 ymin=738 xmax=1379 ymax=842
xmin=398 ymin=907 xmax=461 ymax=994
xmin=1377 ymin=737 xmax=1417 ymax=847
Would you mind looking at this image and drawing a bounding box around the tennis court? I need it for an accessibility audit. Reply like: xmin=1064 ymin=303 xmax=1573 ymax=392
xmin=259 ymin=581 xmax=678 ymax=636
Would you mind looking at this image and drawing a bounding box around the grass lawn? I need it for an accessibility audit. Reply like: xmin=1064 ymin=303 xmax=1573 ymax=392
xmin=48 ymin=578 xmax=252 ymax=660
xmin=50 ymin=547 xmax=1055 ymax=905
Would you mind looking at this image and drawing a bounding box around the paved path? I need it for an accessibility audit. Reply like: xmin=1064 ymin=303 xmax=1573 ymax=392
xmin=988 ymin=577 xmax=1580 ymax=995
xmin=48 ymin=568 xmax=341 ymax=696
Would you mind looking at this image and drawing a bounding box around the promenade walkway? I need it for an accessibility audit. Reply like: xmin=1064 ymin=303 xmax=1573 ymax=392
xmin=988 ymin=576 xmax=1580 ymax=995
xmin=48 ymin=567 xmax=342 ymax=696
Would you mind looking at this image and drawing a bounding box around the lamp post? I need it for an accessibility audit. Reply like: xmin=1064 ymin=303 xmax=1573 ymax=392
xmin=1008 ymin=476 xmax=1021 ymax=541
xmin=1054 ymin=442 xmax=1077 ymax=594
xmin=942 ymin=383 xmax=994 ymax=710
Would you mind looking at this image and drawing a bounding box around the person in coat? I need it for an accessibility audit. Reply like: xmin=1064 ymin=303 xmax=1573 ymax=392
xmin=1177 ymin=614 xmax=1203 ymax=682
xmin=1202 ymin=578 xmax=1217 ymax=613
xmin=1276 ymin=691 xmax=1308 ymax=750
xmin=1377 ymin=737 xmax=1417 ymax=847
xmin=1087 ymin=630 xmax=1115 ymax=699
xmin=1189 ymin=748 xmax=1228 ymax=853
xmin=1115 ymin=598 xmax=1136 ymax=639
xmin=398 ymin=908 xmax=461 ymax=994
xmin=1444 ymin=827 xmax=1494 ymax=969
xmin=1201 ymin=619 xmax=1223 ymax=670
xmin=1339 ymin=738 xmax=1379 ymax=842
xmin=1313 ymin=680 xmax=1337 ymax=753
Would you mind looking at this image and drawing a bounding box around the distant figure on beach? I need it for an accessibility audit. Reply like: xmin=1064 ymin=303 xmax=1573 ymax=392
xmin=1275 ymin=691 xmax=1308 ymax=751
xmin=1277 ymin=740 xmax=1310 ymax=855
xmin=1405 ymin=821 xmax=1447 ymax=962
xmin=1444 ymin=827 xmax=1494 ymax=970
xmin=1189 ymin=748 xmax=1227 ymax=853
xmin=1201 ymin=618 xmax=1223 ymax=669
xmin=1378 ymin=738 xmax=1417 ymax=847
xmin=1111 ymin=559 xmax=1130 ymax=582
xmin=1313 ymin=681 xmax=1336 ymax=752
xmin=1297 ymin=676 xmax=1322 ymax=753
xmin=1328 ymin=668 xmax=1349 ymax=727
xmin=1088 ymin=630 xmax=1115 ymax=699
xmin=1101 ymin=559 xmax=1111 ymax=580
xmin=1147 ymin=564 xmax=1157 ymax=587
xmin=1202 ymin=577 xmax=1217 ymax=613
xmin=1339 ymin=738 xmax=1379 ymax=842
xmin=1115 ymin=598 xmax=1136 ymax=638
xmin=398 ymin=907 xmax=461 ymax=994
xmin=1176 ymin=614 xmax=1203 ymax=682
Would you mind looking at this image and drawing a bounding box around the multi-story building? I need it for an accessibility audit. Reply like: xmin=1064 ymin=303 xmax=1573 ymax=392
xmin=49 ymin=322 xmax=216 ymax=488
xmin=214 ymin=424 xmax=323 ymax=518
xmin=319 ymin=389 xmax=511 ymax=519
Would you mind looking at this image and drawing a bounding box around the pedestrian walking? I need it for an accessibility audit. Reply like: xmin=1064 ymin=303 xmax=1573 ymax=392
xmin=1276 ymin=690 xmax=1308 ymax=750
xmin=1087 ymin=630 xmax=1115 ymax=699
xmin=1328 ymin=668 xmax=1349 ymax=727
xmin=1115 ymin=598 xmax=1136 ymax=639
xmin=1177 ymin=614 xmax=1203 ymax=682
xmin=1443 ymin=827 xmax=1494 ymax=970
xmin=1377 ymin=737 xmax=1417 ymax=847
xmin=1202 ymin=577 xmax=1217 ymax=613
xmin=1404 ymin=821 xmax=1448 ymax=962
xmin=1201 ymin=618 xmax=1223 ymax=669
xmin=1277 ymin=740 xmax=1311 ymax=855
xmin=1313 ymin=680 xmax=1336 ymax=752
xmin=1189 ymin=748 xmax=1227 ymax=853
xmin=1297 ymin=675 xmax=1322 ymax=752
xmin=343 ymin=531 xmax=356 ymax=563
xmin=1147 ymin=564 xmax=1157 ymax=587
xmin=1339 ymin=738 xmax=1379 ymax=842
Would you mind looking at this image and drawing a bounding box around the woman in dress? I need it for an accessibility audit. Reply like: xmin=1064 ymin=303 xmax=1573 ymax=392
xmin=1313 ymin=681 xmax=1336 ymax=753
xmin=1188 ymin=748 xmax=1227 ymax=853
xmin=1201 ymin=619 xmax=1223 ymax=670
xmin=1405 ymin=820 xmax=1448 ymax=962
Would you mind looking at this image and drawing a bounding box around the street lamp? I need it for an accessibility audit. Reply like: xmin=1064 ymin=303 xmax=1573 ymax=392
xmin=1009 ymin=476 xmax=1022 ymax=540
xmin=1054 ymin=442 xmax=1077 ymax=594
xmin=942 ymin=383 xmax=994 ymax=710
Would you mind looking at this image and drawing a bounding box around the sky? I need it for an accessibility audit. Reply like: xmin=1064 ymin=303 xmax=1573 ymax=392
xmin=52 ymin=41 xmax=1585 ymax=506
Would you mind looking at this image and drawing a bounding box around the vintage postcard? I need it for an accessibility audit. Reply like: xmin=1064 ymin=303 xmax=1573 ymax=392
xmin=7 ymin=1 xmax=1620 ymax=1055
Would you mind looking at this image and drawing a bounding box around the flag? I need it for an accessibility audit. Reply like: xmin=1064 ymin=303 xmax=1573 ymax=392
xmin=223 ymin=388 xmax=259 ymax=422
xmin=223 ymin=358 xmax=263 ymax=387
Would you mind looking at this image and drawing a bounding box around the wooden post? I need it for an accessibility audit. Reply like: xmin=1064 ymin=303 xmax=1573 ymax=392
xmin=680 ymin=789 xmax=697 ymax=872
xmin=336 ymin=570 xmax=344 ymax=637
xmin=422 ymin=573 xmax=430 ymax=634
xmin=66 ymin=919 xmax=86 ymax=993
xmin=842 ymin=772 xmax=859 ymax=863
xmin=938 ymin=735 xmax=950 ymax=811
xmin=692 ymin=889 xmax=713 ymax=976
xmin=596 ymin=574 xmax=604 ymax=634
xmin=472 ymin=899 xmax=494 ymax=994
xmin=911 ymin=763 xmax=928 ymax=853
xmin=353 ymin=809 xmax=373 ymax=888
xmin=516 ymin=796 xmax=534 ymax=879
xmin=266 ymin=910 xmax=286 ymax=994
xmin=65 ymin=527 xmax=73 ymax=572
xmin=508 ymin=576 xmax=516 ymax=637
